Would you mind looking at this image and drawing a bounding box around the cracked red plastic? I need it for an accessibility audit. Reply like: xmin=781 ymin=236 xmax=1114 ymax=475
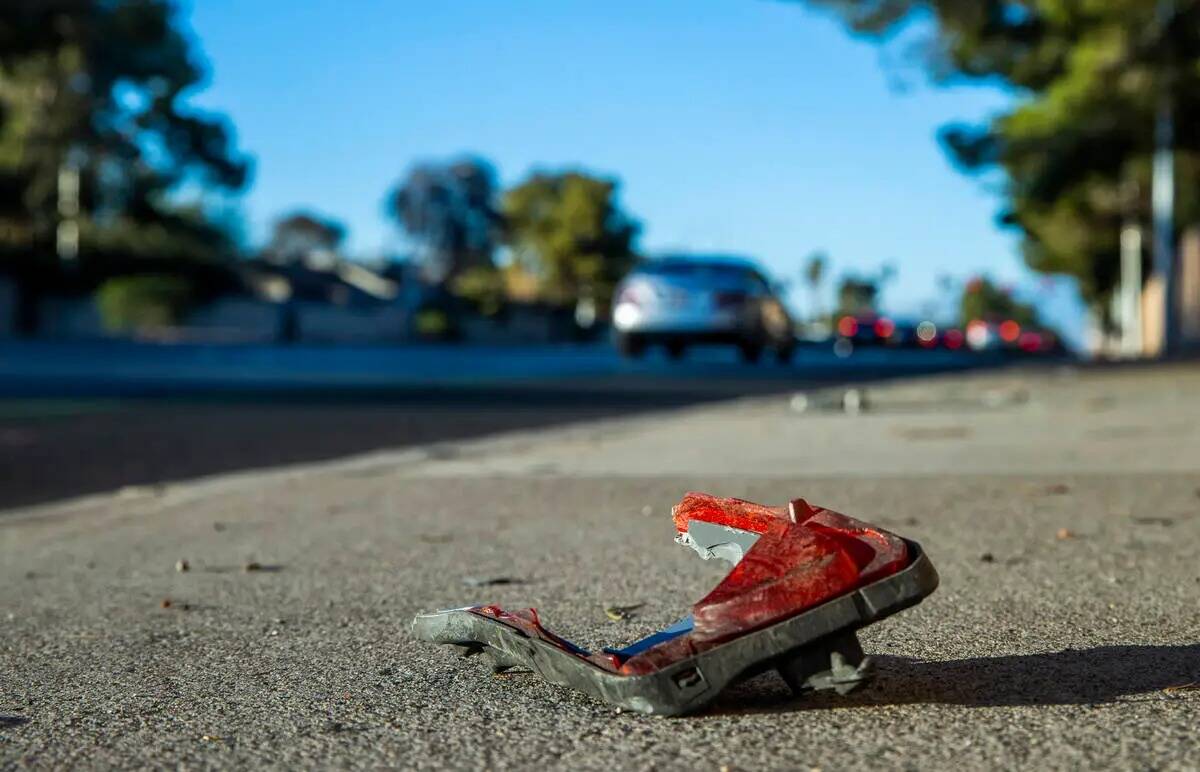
xmin=465 ymin=492 xmax=910 ymax=676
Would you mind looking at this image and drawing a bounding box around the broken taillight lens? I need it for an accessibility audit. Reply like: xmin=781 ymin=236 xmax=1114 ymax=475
xmin=413 ymin=491 xmax=937 ymax=714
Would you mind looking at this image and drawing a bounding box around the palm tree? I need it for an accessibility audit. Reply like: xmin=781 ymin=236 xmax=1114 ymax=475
xmin=803 ymin=251 xmax=827 ymax=323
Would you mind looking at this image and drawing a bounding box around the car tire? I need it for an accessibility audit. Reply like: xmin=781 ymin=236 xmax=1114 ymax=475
xmin=738 ymin=341 xmax=763 ymax=363
xmin=616 ymin=333 xmax=647 ymax=359
xmin=665 ymin=340 xmax=688 ymax=361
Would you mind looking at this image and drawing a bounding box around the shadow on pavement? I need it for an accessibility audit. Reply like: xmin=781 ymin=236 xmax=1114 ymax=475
xmin=714 ymin=645 xmax=1200 ymax=713
xmin=0 ymin=355 xmax=1004 ymax=511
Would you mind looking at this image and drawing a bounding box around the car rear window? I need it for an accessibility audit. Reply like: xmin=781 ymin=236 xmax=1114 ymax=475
xmin=639 ymin=262 xmax=754 ymax=281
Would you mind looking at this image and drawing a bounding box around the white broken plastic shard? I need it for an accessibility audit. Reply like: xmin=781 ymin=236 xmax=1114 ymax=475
xmin=675 ymin=520 xmax=761 ymax=565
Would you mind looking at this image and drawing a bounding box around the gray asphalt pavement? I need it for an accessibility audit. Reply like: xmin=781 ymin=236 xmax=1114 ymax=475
xmin=2 ymin=363 xmax=1198 ymax=769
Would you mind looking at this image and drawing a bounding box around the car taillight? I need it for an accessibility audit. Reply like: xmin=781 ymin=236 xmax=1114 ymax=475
xmin=837 ymin=316 xmax=858 ymax=337
xmin=943 ymin=329 xmax=964 ymax=349
xmin=1018 ymin=331 xmax=1042 ymax=352
xmin=874 ymin=317 xmax=895 ymax=338
xmin=714 ymin=291 xmax=747 ymax=309
xmin=999 ymin=319 xmax=1021 ymax=343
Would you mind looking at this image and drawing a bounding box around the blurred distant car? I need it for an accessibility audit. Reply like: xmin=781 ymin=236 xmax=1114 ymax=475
xmin=612 ymin=256 xmax=795 ymax=362
xmin=965 ymin=319 xmax=1002 ymax=351
xmin=963 ymin=319 xmax=1065 ymax=356
xmin=833 ymin=313 xmax=909 ymax=350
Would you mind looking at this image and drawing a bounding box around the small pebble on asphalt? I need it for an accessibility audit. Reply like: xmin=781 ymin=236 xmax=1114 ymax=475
xmin=604 ymin=603 xmax=643 ymax=622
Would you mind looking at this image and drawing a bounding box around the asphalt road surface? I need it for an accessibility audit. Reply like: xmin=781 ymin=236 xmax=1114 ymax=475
xmin=0 ymin=341 xmax=999 ymax=509
xmin=1 ymin=362 xmax=1197 ymax=769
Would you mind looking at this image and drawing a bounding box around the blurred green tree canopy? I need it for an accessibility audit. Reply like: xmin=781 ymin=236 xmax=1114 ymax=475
xmin=835 ymin=274 xmax=879 ymax=315
xmin=95 ymin=272 xmax=194 ymax=332
xmin=0 ymin=0 xmax=250 ymax=290
xmin=388 ymin=157 xmax=502 ymax=285
xmin=804 ymin=250 xmax=827 ymax=289
xmin=797 ymin=0 xmax=1200 ymax=309
xmin=263 ymin=211 xmax=346 ymax=264
xmin=502 ymin=170 xmax=639 ymax=308
xmin=958 ymin=275 xmax=1038 ymax=326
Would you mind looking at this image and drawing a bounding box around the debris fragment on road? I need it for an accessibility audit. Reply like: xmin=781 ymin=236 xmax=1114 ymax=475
xmin=462 ymin=576 xmax=523 ymax=587
xmin=790 ymin=384 xmax=1031 ymax=416
xmin=1163 ymin=682 xmax=1200 ymax=693
xmin=603 ymin=603 xmax=644 ymax=622
xmin=175 ymin=559 xmax=190 ymax=573
xmin=1132 ymin=516 xmax=1174 ymax=526
xmin=412 ymin=492 xmax=938 ymax=715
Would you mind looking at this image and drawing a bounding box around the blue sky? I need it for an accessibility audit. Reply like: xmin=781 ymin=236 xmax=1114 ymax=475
xmin=184 ymin=0 xmax=1085 ymax=334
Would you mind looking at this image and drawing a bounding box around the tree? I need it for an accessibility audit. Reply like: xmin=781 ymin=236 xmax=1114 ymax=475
xmin=959 ymin=275 xmax=1038 ymax=327
xmin=803 ymin=250 xmax=827 ymax=321
xmin=502 ymin=170 xmax=639 ymax=308
xmin=263 ymin=211 xmax=345 ymax=265
xmin=0 ymin=0 xmax=251 ymax=287
xmin=792 ymin=0 xmax=1200 ymax=311
xmin=388 ymin=156 xmax=501 ymax=285
xmin=95 ymin=273 xmax=194 ymax=332
xmin=835 ymin=274 xmax=879 ymax=316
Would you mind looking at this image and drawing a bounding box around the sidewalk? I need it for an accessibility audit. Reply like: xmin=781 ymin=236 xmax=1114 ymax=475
xmin=2 ymin=364 xmax=1198 ymax=769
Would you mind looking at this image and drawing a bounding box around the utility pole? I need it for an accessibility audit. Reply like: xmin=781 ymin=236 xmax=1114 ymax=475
xmin=1150 ymin=0 xmax=1177 ymax=356
xmin=56 ymin=158 xmax=81 ymax=263
xmin=1120 ymin=223 xmax=1143 ymax=356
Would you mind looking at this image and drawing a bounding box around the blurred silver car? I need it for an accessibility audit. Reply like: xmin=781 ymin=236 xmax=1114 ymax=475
xmin=611 ymin=256 xmax=795 ymax=362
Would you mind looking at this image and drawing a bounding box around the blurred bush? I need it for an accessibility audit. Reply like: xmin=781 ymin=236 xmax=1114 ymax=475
xmin=451 ymin=265 xmax=507 ymax=317
xmin=412 ymin=307 xmax=452 ymax=339
xmin=95 ymin=275 xmax=196 ymax=333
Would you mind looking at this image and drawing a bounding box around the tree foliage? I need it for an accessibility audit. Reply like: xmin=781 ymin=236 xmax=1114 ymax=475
xmin=835 ymin=274 xmax=879 ymax=315
xmin=502 ymin=170 xmax=639 ymax=307
xmin=0 ymin=0 xmax=250 ymax=287
xmin=389 ymin=156 xmax=501 ymax=285
xmin=797 ymin=0 xmax=1200 ymax=307
xmin=804 ymin=250 xmax=827 ymax=288
xmin=263 ymin=211 xmax=345 ymax=264
xmin=958 ymin=274 xmax=1038 ymax=326
xmin=95 ymin=272 xmax=194 ymax=332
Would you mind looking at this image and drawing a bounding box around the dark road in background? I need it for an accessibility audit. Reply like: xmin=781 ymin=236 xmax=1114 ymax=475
xmin=0 ymin=341 xmax=1006 ymax=510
